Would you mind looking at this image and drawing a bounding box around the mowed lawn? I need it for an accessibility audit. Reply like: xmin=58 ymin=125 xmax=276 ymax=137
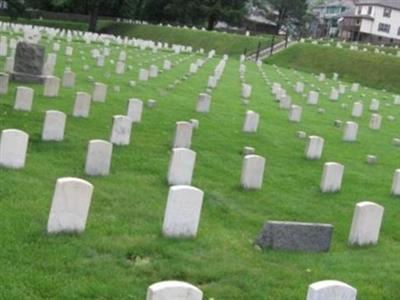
xmin=100 ymin=22 xmax=274 ymax=57
xmin=267 ymin=43 xmax=400 ymax=95
xmin=0 ymin=33 xmax=400 ymax=299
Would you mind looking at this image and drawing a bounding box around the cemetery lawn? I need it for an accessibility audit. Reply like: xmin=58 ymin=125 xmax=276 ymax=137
xmin=1 ymin=36 xmax=400 ymax=299
xmin=267 ymin=43 xmax=400 ymax=95
xmin=100 ymin=22 xmax=274 ymax=57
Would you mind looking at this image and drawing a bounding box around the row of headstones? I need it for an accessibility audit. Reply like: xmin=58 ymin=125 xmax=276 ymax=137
xmin=258 ymin=72 xmax=398 ymax=141
xmin=0 ymin=23 xmax=205 ymax=56
xmin=145 ymin=279 xmax=358 ymax=300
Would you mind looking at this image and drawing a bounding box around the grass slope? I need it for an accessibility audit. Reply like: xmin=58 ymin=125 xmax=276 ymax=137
xmin=266 ymin=43 xmax=400 ymax=95
xmin=100 ymin=23 xmax=274 ymax=57
xmin=0 ymin=33 xmax=400 ymax=299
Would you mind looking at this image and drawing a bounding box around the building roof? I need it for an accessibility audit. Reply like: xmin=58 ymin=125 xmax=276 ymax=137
xmin=356 ymin=0 xmax=400 ymax=10
xmin=314 ymin=0 xmax=355 ymax=8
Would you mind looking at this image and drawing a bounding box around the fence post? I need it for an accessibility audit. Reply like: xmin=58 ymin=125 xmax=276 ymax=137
xmin=255 ymin=41 xmax=261 ymax=61
xmin=270 ymin=35 xmax=276 ymax=56
xmin=285 ymin=31 xmax=289 ymax=48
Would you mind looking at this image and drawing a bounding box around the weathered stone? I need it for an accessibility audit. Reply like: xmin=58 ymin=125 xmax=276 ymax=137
xmin=110 ymin=115 xmax=132 ymax=145
xmin=62 ymin=70 xmax=75 ymax=88
xmin=369 ymin=113 xmax=382 ymax=130
xmin=85 ymin=140 xmax=113 ymax=176
xmin=288 ymin=105 xmax=302 ymax=122
xmin=190 ymin=119 xmax=199 ymax=129
xmin=147 ymin=99 xmax=156 ymax=108
xmin=47 ymin=177 xmax=94 ymax=234
xmin=162 ymin=185 xmax=204 ymax=238
xmin=305 ymin=136 xmax=324 ymax=160
xmin=343 ymin=121 xmax=358 ymax=142
xmin=73 ymin=92 xmax=91 ymax=117
xmin=196 ymin=93 xmax=211 ymax=113
xmin=0 ymin=129 xmax=29 ymax=169
xmin=11 ymin=42 xmax=45 ymax=83
xmin=351 ymin=102 xmax=363 ymax=118
xmin=92 ymin=82 xmax=107 ymax=102
xmin=173 ymin=121 xmax=193 ymax=148
xmin=167 ymin=148 xmax=196 ymax=185
xmin=146 ymin=281 xmax=203 ymax=300
xmin=42 ymin=110 xmax=66 ymax=141
xmin=243 ymin=110 xmax=259 ymax=133
xmin=366 ymin=155 xmax=377 ymax=165
xmin=348 ymin=201 xmax=384 ymax=246
xmin=243 ymin=146 xmax=255 ymax=155
xmin=43 ymin=76 xmax=60 ymax=97
xmin=307 ymin=91 xmax=319 ymax=105
xmin=126 ymin=98 xmax=143 ymax=123
xmin=306 ymin=280 xmax=357 ymax=300
xmin=255 ymin=221 xmax=333 ymax=252
xmin=14 ymin=86 xmax=34 ymax=111
xmin=297 ymin=131 xmax=307 ymax=139
xmin=320 ymin=162 xmax=344 ymax=193
xmin=369 ymin=99 xmax=379 ymax=112
xmin=0 ymin=72 xmax=9 ymax=94
xmin=241 ymin=155 xmax=266 ymax=190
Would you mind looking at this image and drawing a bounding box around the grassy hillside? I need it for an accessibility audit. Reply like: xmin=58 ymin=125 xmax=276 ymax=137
xmin=1 ymin=30 xmax=400 ymax=299
xmin=100 ymin=22 xmax=274 ymax=57
xmin=266 ymin=43 xmax=400 ymax=94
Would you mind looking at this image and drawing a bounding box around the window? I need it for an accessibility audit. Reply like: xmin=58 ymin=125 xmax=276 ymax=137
xmin=383 ymin=7 xmax=391 ymax=17
xmin=398 ymin=27 xmax=400 ymax=36
xmin=378 ymin=23 xmax=391 ymax=33
xmin=357 ymin=6 xmax=362 ymax=14
xmin=368 ymin=6 xmax=372 ymax=15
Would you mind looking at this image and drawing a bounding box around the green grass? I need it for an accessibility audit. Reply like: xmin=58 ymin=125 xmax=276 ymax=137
xmin=266 ymin=43 xmax=400 ymax=95
xmin=100 ymin=22 xmax=275 ymax=57
xmin=302 ymin=38 xmax=400 ymax=55
xmin=0 ymin=30 xmax=400 ymax=299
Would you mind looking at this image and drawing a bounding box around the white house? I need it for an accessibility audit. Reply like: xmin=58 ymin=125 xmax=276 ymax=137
xmin=311 ymin=0 xmax=355 ymax=38
xmin=340 ymin=0 xmax=400 ymax=43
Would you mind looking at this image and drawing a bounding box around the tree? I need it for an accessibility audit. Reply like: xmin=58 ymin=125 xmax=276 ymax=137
xmin=5 ymin=0 xmax=26 ymax=20
xmin=200 ymin=0 xmax=248 ymax=31
xmin=255 ymin=0 xmax=308 ymax=34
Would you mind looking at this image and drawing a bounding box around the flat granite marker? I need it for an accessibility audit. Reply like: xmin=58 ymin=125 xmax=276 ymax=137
xmin=306 ymin=280 xmax=357 ymax=300
xmin=255 ymin=221 xmax=333 ymax=252
xmin=11 ymin=42 xmax=45 ymax=83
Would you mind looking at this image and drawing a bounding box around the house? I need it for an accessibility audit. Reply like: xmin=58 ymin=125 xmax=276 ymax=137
xmin=310 ymin=0 xmax=355 ymax=38
xmin=339 ymin=0 xmax=400 ymax=44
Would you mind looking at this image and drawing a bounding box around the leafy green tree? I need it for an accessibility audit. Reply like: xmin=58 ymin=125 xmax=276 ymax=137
xmin=255 ymin=0 xmax=308 ymax=34
xmin=5 ymin=0 xmax=26 ymax=20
